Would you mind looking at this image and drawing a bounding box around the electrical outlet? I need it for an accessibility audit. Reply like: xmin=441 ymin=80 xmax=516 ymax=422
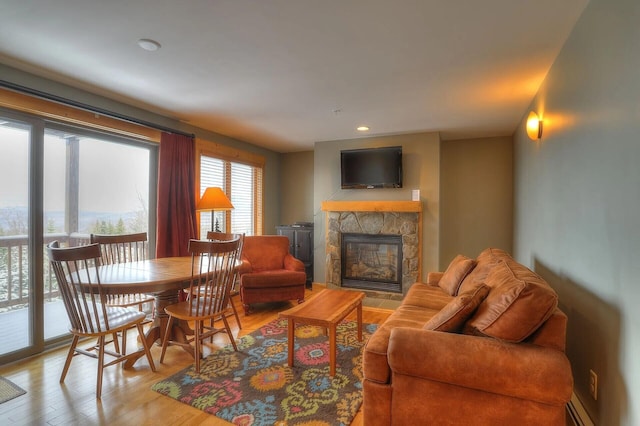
xmin=589 ymin=369 xmax=598 ymax=400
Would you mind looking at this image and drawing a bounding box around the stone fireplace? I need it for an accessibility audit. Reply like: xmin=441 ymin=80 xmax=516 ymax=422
xmin=322 ymin=201 xmax=422 ymax=300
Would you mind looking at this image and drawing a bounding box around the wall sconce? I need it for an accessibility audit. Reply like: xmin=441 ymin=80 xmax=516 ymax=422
xmin=526 ymin=111 xmax=543 ymax=140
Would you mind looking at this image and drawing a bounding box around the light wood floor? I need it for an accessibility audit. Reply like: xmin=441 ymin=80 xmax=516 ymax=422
xmin=0 ymin=287 xmax=392 ymax=425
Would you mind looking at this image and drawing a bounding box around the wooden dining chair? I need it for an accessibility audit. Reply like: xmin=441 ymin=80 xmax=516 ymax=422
xmin=90 ymin=232 xmax=155 ymax=317
xmin=206 ymin=231 xmax=244 ymax=328
xmin=159 ymin=238 xmax=242 ymax=373
xmin=47 ymin=241 xmax=156 ymax=399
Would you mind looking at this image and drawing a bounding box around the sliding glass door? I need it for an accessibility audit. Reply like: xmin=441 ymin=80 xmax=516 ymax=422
xmin=0 ymin=114 xmax=40 ymax=357
xmin=0 ymin=110 xmax=157 ymax=364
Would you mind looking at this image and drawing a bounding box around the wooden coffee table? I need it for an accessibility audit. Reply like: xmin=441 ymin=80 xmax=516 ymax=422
xmin=279 ymin=288 xmax=366 ymax=376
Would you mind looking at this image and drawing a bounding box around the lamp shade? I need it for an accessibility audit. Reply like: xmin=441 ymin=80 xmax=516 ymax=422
xmin=196 ymin=187 xmax=234 ymax=211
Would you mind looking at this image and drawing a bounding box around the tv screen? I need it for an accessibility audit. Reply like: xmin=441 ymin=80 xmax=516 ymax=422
xmin=340 ymin=146 xmax=402 ymax=189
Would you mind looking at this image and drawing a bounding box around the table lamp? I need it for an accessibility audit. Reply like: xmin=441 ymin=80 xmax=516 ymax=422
xmin=196 ymin=187 xmax=234 ymax=232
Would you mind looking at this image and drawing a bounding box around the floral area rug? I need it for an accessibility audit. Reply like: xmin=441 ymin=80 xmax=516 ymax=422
xmin=152 ymin=318 xmax=377 ymax=426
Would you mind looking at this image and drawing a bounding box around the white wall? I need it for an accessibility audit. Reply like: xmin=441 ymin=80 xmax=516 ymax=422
xmin=513 ymin=0 xmax=640 ymax=423
xmin=279 ymin=151 xmax=314 ymax=227
xmin=439 ymin=136 xmax=513 ymax=269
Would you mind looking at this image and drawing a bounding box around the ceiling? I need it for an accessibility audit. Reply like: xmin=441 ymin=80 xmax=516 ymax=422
xmin=0 ymin=0 xmax=588 ymax=153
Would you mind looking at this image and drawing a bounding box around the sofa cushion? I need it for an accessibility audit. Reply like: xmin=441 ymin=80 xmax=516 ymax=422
xmin=424 ymin=284 xmax=490 ymax=333
xmin=363 ymin=283 xmax=453 ymax=385
xmin=457 ymin=247 xmax=507 ymax=294
xmin=464 ymin=261 xmax=558 ymax=342
xmin=438 ymin=255 xmax=477 ymax=296
xmin=402 ymin=282 xmax=453 ymax=311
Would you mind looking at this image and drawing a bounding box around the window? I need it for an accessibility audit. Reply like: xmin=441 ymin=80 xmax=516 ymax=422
xmin=42 ymin=126 xmax=155 ymax=340
xmin=44 ymin=127 xmax=152 ymax=238
xmin=196 ymin=140 xmax=264 ymax=238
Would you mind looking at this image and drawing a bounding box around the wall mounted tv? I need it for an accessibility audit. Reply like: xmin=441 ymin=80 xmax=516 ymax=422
xmin=340 ymin=146 xmax=402 ymax=189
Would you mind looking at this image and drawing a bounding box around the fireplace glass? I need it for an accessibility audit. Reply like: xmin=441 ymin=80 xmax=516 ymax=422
xmin=341 ymin=233 xmax=403 ymax=293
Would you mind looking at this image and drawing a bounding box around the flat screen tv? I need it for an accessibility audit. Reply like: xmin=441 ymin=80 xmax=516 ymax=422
xmin=340 ymin=146 xmax=402 ymax=189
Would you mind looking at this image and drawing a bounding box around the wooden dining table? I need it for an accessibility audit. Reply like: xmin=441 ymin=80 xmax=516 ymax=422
xmin=85 ymin=256 xmax=200 ymax=367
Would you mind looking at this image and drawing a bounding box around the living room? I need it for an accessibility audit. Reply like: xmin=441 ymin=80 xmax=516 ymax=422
xmin=1 ymin=0 xmax=638 ymax=424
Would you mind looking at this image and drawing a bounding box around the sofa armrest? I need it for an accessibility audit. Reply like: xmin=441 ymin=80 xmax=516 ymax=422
xmin=426 ymin=272 xmax=443 ymax=286
xmin=283 ymin=254 xmax=305 ymax=272
xmin=238 ymin=257 xmax=253 ymax=275
xmin=387 ymin=327 xmax=573 ymax=405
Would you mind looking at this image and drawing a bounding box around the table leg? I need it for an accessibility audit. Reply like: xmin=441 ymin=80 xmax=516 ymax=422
xmin=287 ymin=318 xmax=295 ymax=368
xmin=329 ymin=324 xmax=337 ymax=376
xmin=125 ymin=288 xmax=194 ymax=368
xmin=155 ymin=289 xmax=195 ymax=357
xmin=148 ymin=290 xmax=180 ymax=345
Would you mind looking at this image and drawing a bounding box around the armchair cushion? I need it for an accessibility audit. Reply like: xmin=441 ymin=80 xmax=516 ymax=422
xmin=243 ymin=235 xmax=289 ymax=271
xmin=241 ymin=269 xmax=307 ymax=289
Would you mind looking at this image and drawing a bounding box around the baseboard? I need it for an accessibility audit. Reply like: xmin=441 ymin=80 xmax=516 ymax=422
xmin=567 ymin=392 xmax=594 ymax=426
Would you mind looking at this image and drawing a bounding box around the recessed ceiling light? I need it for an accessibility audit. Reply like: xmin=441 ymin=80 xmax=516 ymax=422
xmin=137 ymin=38 xmax=161 ymax=51
xmin=357 ymin=126 xmax=370 ymax=132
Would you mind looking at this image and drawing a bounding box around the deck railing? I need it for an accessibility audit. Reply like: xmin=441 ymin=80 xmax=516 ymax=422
xmin=0 ymin=233 xmax=90 ymax=310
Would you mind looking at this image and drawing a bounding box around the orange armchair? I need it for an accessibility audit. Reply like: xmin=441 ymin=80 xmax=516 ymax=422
xmin=239 ymin=235 xmax=306 ymax=315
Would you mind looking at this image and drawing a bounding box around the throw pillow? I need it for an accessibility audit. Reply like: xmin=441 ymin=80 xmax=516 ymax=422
xmin=424 ymin=284 xmax=490 ymax=333
xmin=464 ymin=261 xmax=558 ymax=342
xmin=457 ymin=247 xmax=505 ymax=294
xmin=438 ymin=254 xmax=477 ymax=296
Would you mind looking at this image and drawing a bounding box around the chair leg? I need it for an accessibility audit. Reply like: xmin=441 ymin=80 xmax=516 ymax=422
xmin=229 ymin=298 xmax=242 ymax=329
xmin=209 ymin=319 xmax=215 ymax=343
xmin=159 ymin=316 xmax=174 ymax=364
xmin=194 ymin=320 xmax=201 ymax=373
xmin=221 ymin=315 xmax=238 ymax=351
xmin=96 ymin=335 xmax=105 ymax=399
xmin=243 ymin=303 xmax=252 ymax=315
xmin=60 ymin=335 xmax=79 ymax=383
xmin=121 ymin=328 xmax=128 ymax=356
xmin=112 ymin=332 xmax=120 ymax=353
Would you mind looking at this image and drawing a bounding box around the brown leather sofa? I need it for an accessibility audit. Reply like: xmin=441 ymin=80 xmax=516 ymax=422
xmin=238 ymin=235 xmax=306 ymax=315
xmin=363 ymin=248 xmax=574 ymax=425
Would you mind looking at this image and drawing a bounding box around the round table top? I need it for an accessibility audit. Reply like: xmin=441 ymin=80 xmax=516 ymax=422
xmin=84 ymin=256 xmax=194 ymax=294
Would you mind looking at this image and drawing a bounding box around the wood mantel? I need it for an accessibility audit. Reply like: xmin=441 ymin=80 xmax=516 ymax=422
xmin=321 ymin=200 xmax=422 ymax=213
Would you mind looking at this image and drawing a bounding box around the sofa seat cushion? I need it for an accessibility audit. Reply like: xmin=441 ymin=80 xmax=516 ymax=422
xmin=364 ymin=300 xmax=440 ymax=384
xmin=241 ymin=270 xmax=306 ymax=289
xmin=465 ymin=261 xmax=558 ymax=342
xmin=438 ymin=254 xmax=477 ymax=295
xmin=401 ymin=282 xmax=453 ymax=311
xmin=424 ymin=284 xmax=490 ymax=332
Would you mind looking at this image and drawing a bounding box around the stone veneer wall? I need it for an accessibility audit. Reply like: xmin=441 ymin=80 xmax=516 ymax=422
xmin=325 ymin=211 xmax=420 ymax=300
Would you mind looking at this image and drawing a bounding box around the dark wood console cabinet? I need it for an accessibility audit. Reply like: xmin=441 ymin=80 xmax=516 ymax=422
xmin=276 ymin=224 xmax=313 ymax=288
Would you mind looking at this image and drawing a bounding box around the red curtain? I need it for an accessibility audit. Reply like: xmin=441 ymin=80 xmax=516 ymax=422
xmin=156 ymin=132 xmax=197 ymax=257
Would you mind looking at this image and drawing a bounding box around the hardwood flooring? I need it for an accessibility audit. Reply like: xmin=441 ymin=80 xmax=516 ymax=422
xmin=0 ymin=287 xmax=392 ymax=425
